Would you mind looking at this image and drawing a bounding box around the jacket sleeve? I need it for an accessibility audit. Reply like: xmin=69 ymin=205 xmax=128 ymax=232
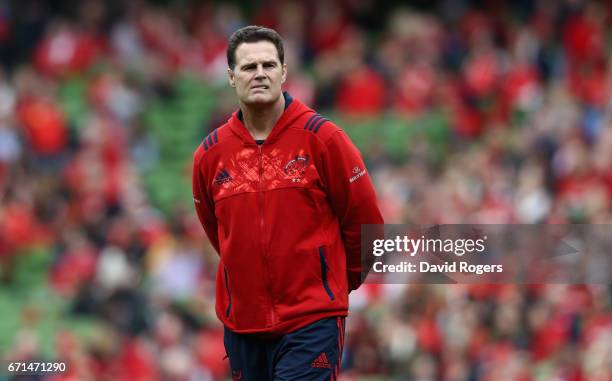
xmin=192 ymin=151 xmax=221 ymax=255
xmin=320 ymin=130 xmax=384 ymax=292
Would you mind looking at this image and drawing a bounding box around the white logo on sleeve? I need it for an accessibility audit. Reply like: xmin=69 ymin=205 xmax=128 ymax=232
xmin=349 ymin=166 xmax=367 ymax=183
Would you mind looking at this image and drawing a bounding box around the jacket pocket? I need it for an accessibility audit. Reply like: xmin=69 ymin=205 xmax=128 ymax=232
xmin=318 ymin=246 xmax=335 ymax=301
xmin=223 ymin=266 xmax=232 ymax=317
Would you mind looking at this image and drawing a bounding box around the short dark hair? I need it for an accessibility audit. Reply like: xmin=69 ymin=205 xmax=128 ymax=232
xmin=227 ymin=26 xmax=284 ymax=70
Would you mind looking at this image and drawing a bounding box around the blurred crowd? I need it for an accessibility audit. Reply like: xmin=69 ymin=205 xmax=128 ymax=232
xmin=0 ymin=0 xmax=611 ymax=380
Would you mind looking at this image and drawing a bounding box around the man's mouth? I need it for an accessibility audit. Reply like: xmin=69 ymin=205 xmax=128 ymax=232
xmin=252 ymin=85 xmax=269 ymax=90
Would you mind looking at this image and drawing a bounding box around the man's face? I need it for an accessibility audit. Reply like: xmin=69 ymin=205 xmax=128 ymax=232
xmin=228 ymin=41 xmax=287 ymax=106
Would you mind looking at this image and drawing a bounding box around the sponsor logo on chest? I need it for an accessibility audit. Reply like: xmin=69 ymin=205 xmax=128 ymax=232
xmin=214 ymin=168 xmax=233 ymax=185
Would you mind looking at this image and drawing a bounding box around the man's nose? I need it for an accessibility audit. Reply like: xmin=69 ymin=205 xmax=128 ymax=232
xmin=255 ymin=65 xmax=266 ymax=78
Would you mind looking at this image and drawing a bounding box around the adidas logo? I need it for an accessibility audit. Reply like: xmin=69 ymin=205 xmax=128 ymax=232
xmin=214 ymin=169 xmax=232 ymax=185
xmin=311 ymin=352 xmax=331 ymax=369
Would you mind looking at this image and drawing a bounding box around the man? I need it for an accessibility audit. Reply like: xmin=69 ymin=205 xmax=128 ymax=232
xmin=192 ymin=25 xmax=383 ymax=380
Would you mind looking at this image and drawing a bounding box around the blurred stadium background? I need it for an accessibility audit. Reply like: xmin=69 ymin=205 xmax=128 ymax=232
xmin=0 ymin=0 xmax=611 ymax=380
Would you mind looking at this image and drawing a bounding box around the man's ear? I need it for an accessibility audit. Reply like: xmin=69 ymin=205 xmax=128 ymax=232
xmin=228 ymin=68 xmax=235 ymax=87
xmin=281 ymin=63 xmax=287 ymax=84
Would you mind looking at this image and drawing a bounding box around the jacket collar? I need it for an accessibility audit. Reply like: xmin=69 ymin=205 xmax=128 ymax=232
xmin=229 ymin=92 xmax=310 ymax=145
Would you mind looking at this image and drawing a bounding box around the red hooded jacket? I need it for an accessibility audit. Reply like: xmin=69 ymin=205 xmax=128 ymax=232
xmin=192 ymin=93 xmax=383 ymax=334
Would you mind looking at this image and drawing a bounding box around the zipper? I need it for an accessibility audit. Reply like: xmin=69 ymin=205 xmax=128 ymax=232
xmin=223 ymin=267 xmax=232 ymax=317
xmin=318 ymin=246 xmax=335 ymax=301
xmin=258 ymin=145 xmax=276 ymax=325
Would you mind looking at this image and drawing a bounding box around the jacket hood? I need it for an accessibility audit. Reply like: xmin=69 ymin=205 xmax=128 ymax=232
xmin=228 ymin=92 xmax=312 ymax=145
